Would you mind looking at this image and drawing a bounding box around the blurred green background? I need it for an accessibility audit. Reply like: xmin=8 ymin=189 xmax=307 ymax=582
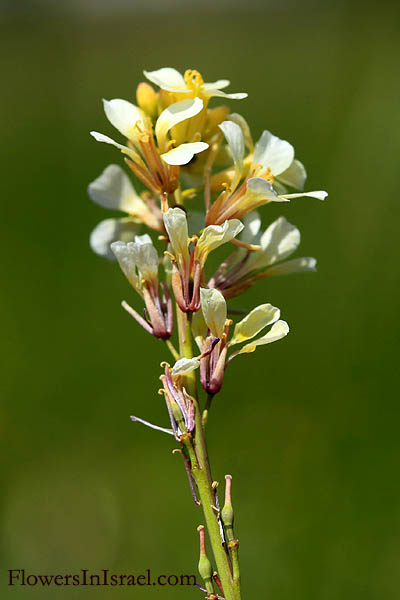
xmin=2 ymin=1 xmax=400 ymax=598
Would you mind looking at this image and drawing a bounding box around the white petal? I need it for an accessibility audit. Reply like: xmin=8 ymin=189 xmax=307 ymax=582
xmin=207 ymin=89 xmax=248 ymax=100
xmin=280 ymin=190 xmax=328 ymax=201
xmin=200 ymin=288 xmax=227 ymax=339
xmin=230 ymin=304 xmax=280 ymax=345
xmin=245 ymin=216 xmax=301 ymax=272
xmin=238 ymin=320 xmax=289 ymax=354
xmin=195 ymin=219 xmax=244 ymax=265
xmin=102 ymin=99 xmax=144 ymax=139
xmin=90 ymin=218 xmax=140 ymax=260
xmin=144 ymin=67 xmax=187 ymax=92
xmin=265 ymin=257 xmax=317 ymax=277
xmin=247 ymin=177 xmax=288 ymax=203
xmin=240 ymin=211 xmax=262 ymax=245
xmin=161 ymin=142 xmax=208 ymax=166
xmin=130 ymin=239 xmax=159 ymax=282
xmin=163 ymin=207 xmax=189 ymax=263
xmin=253 ymin=131 xmax=295 ymax=176
xmin=111 ymin=240 xmax=138 ymax=288
xmin=88 ymin=164 xmax=145 ymax=213
xmin=261 ymin=216 xmax=300 ymax=261
xmin=155 ymin=98 xmax=204 ymax=150
xmin=90 ymin=131 xmax=139 ymax=160
xmin=228 ymin=113 xmax=254 ymax=150
xmin=171 ymin=357 xmax=200 ymax=377
xmin=134 ymin=233 xmax=152 ymax=245
xmin=278 ymin=159 xmax=307 ymax=190
xmin=219 ymin=120 xmax=245 ymax=169
xmin=202 ymin=79 xmax=231 ymax=90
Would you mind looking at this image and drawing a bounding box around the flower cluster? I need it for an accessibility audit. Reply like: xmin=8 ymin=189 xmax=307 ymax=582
xmin=89 ymin=65 xmax=326 ymax=394
xmin=88 ymin=66 xmax=326 ymax=600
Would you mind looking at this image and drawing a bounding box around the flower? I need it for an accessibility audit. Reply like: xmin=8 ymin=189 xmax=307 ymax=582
xmin=206 ymin=120 xmax=327 ymax=224
xmin=163 ymin=207 xmax=243 ymax=312
xmin=160 ymin=362 xmax=196 ymax=440
xmin=192 ymin=287 xmax=289 ymax=395
xmin=91 ymin=96 xmax=208 ymax=194
xmin=88 ymin=164 xmax=163 ymax=259
xmin=111 ymin=235 xmax=173 ymax=339
xmin=209 ymin=212 xmax=317 ymax=298
xmin=144 ymin=68 xmax=248 ymax=101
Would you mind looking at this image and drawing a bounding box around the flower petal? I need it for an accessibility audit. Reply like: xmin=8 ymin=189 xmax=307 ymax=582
xmin=163 ymin=207 xmax=190 ymax=264
xmin=253 ymin=131 xmax=295 ymax=176
xmin=171 ymin=357 xmax=201 ymax=377
xmin=90 ymin=131 xmax=140 ymax=161
xmin=265 ymin=257 xmax=317 ymax=277
xmin=90 ymin=217 xmax=140 ymax=260
xmin=228 ymin=113 xmax=254 ymax=151
xmin=102 ymin=99 xmax=145 ymax=139
xmin=144 ymin=67 xmax=187 ymax=92
xmin=130 ymin=237 xmax=159 ymax=283
xmin=247 ymin=177 xmax=288 ymax=203
xmin=161 ymin=142 xmax=208 ymax=166
xmin=110 ymin=240 xmax=139 ymax=288
xmin=240 ymin=211 xmax=261 ymax=244
xmin=230 ymin=303 xmax=280 ymax=345
xmin=245 ymin=217 xmax=301 ymax=272
xmin=207 ymin=89 xmax=248 ymax=100
xmin=202 ymin=79 xmax=231 ymax=90
xmin=195 ymin=219 xmax=244 ymax=265
xmin=238 ymin=320 xmax=289 ymax=354
xmin=155 ymin=98 xmax=204 ymax=151
xmin=200 ymin=288 xmax=227 ymax=339
xmin=280 ymin=190 xmax=328 ymax=201
xmin=88 ymin=164 xmax=145 ymax=214
xmin=278 ymin=159 xmax=307 ymax=190
xmin=219 ymin=120 xmax=245 ymax=170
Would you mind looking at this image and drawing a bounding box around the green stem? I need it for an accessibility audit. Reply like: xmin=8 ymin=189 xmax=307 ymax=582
xmin=165 ymin=339 xmax=180 ymax=361
xmin=177 ymin=308 xmax=240 ymax=600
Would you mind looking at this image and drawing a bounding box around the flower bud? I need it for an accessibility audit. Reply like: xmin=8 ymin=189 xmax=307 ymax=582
xmin=136 ymin=82 xmax=158 ymax=119
xmin=221 ymin=474 xmax=234 ymax=541
xmin=197 ymin=525 xmax=214 ymax=591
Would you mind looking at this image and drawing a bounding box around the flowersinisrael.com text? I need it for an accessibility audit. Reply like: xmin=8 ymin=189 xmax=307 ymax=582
xmin=8 ymin=569 xmax=197 ymax=587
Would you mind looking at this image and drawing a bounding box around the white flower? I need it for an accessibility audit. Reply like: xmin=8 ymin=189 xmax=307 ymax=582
xmin=237 ymin=320 xmax=289 ymax=354
xmin=144 ymin=67 xmax=248 ymax=100
xmin=229 ymin=303 xmax=280 ymax=345
xmin=111 ymin=235 xmax=159 ymax=291
xmin=218 ymin=120 xmax=328 ymax=208
xmin=163 ymin=207 xmax=190 ymax=270
xmin=129 ymin=234 xmax=159 ymax=285
xmin=195 ymin=220 xmax=244 ymax=266
xmin=171 ymin=357 xmax=200 ymax=377
xmin=242 ymin=213 xmax=317 ymax=276
xmin=110 ymin=240 xmax=139 ymax=289
xmin=91 ymin=97 xmax=208 ymax=167
xmin=229 ymin=304 xmax=289 ymax=355
xmin=90 ymin=217 xmax=140 ymax=261
xmin=88 ymin=164 xmax=162 ymax=259
xmin=200 ymin=288 xmax=227 ymax=339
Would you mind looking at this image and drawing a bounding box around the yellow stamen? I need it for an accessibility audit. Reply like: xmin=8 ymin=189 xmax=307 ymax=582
xmin=164 ymin=250 xmax=176 ymax=262
xmin=167 ymin=139 xmax=176 ymax=151
xmin=184 ymin=69 xmax=204 ymax=93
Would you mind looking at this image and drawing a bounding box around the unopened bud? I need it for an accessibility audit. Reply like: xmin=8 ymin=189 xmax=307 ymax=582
xmin=197 ymin=525 xmax=213 ymax=589
xmin=136 ymin=82 xmax=158 ymax=119
xmin=221 ymin=474 xmax=234 ymax=540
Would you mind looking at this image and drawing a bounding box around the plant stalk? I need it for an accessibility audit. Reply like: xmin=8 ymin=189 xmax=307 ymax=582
xmin=176 ymin=307 xmax=240 ymax=600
